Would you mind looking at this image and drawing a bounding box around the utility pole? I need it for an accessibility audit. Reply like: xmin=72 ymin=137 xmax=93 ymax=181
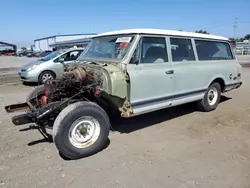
xmin=233 ymin=17 xmax=239 ymax=39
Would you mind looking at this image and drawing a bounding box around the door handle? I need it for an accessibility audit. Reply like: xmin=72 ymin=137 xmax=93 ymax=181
xmin=165 ymin=70 xmax=174 ymax=74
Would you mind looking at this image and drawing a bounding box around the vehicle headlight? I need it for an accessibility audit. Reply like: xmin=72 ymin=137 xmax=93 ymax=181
xmin=26 ymin=64 xmax=38 ymax=72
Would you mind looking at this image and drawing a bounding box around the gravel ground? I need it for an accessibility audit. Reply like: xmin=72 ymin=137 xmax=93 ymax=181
xmin=0 ymin=57 xmax=38 ymax=85
xmin=0 ymin=62 xmax=250 ymax=187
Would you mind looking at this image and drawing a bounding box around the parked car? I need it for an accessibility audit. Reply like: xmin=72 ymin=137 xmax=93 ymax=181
xmin=0 ymin=49 xmax=15 ymax=56
xmin=33 ymin=51 xmax=43 ymax=57
xmin=18 ymin=48 xmax=84 ymax=84
xmin=40 ymin=50 xmax=53 ymax=57
xmin=6 ymin=29 xmax=242 ymax=159
xmin=26 ymin=51 xmax=35 ymax=57
xmin=16 ymin=50 xmax=28 ymax=57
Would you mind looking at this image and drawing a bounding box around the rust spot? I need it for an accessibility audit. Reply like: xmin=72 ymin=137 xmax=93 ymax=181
xmin=129 ymin=109 xmax=133 ymax=114
xmin=125 ymin=102 xmax=130 ymax=108
xmin=41 ymin=96 xmax=48 ymax=106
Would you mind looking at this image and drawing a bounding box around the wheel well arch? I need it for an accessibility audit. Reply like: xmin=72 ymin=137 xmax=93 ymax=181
xmin=210 ymin=78 xmax=225 ymax=92
xmin=78 ymin=92 xmax=121 ymax=117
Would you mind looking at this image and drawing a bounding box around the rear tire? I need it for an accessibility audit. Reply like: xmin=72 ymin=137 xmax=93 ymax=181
xmin=53 ymin=102 xmax=110 ymax=159
xmin=196 ymin=82 xmax=221 ymax=112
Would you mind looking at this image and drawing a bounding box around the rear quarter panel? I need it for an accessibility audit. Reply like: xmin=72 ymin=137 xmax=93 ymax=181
xmin=172 ymin=59 xmax=240 ymax=100
xmin=204 ymin=60 xmax=240 ymax=88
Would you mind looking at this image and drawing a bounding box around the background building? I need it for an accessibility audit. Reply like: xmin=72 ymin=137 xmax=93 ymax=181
xmin=236 ymin=40 xmax=250 ymax=48
xmin=0 ymin=41 xmax=17 ymax=51
xmin=49 ymin=38 xmax=92 ymax=50
xmin=34 ymin=33 xmax=96 ymax=51
xmin=0 ymin=41 xmax=17 ymax=55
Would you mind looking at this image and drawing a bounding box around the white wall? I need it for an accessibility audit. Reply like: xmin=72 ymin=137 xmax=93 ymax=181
xmin=34 ymin=37 xmax=56 ymax=51
xmin=34 ymin=41 xmax=40 ymax=50
xmin=34 ymin=35 xmax=96 ymax=51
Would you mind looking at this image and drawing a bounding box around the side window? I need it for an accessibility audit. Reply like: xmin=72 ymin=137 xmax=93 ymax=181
xmin=170 ymin=38 xmax=195 ymax=62
xmin=62 ymin=50 xmax=82 ymax=61
xmin=195 ymin=40 xmax=233 ymax=60
xmin=140 ymin=37 xmax=168 ymax=63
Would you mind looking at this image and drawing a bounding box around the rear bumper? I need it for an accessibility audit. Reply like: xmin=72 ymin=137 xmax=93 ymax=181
xmin=5 ymin=102 xmax=36 ymax=125
xmin=5 ymin=101 xmax=60 ymax=126
xmin=224 ymin=82 xmax=242 ymax=92
xmin=5 ymin=102 xmax=31 ymax=113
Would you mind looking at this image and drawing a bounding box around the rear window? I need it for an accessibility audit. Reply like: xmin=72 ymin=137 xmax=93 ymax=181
xmin=170 ymin=38 xmax=195 ymax=62
xmin=195 ymin=40 xmax=233 ymax=60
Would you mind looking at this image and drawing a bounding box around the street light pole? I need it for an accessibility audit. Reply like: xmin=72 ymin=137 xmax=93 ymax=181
xmin=233 ymin=17 xmax=239 ymax=39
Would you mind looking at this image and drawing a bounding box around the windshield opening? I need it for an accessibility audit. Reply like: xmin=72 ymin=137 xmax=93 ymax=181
xmin=41 ymin=49 xmax=67 ymax=61
xmin=78 ymin=35 xmax=136 ymax=62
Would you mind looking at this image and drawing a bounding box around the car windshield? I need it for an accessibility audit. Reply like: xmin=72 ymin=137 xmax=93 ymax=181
xmin=78 ymin=35 xmax=135 ymax=62
xmin=41 ymin=50 xmax=66 ymax=61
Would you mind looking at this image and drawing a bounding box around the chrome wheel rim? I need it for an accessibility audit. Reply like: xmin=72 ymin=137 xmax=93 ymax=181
xmin=42 ymin=73 xmax=53 ymax=82
xmin=207 ymin=87 xmax=218 ymax=105
xmin=68 ymin=116 xmax=101 ymax=148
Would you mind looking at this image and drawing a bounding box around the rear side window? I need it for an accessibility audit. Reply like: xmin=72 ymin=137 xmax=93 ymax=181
xmin=195 ymin=40 xmax=233 ymax=60
xmin=170 ymin=38 xmax=195 ymax=62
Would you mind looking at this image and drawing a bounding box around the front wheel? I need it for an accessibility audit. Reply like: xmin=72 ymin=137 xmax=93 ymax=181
xmin=196 ymin=82 xmax=221 ymax=112
xmin=53 ymin=102 xmax=110 ymax=159
xmin=26 ymin=85 xmax=45 ymax=102
xmin=38 ymin=71 xmax=55 ymax=84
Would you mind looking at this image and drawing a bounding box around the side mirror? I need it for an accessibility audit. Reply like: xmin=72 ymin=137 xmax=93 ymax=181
xmin=57 ymin=57 xmax=65 ymax=63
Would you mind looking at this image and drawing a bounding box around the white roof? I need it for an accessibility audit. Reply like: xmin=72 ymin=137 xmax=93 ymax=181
xmin=95 ymin=29 xmax=228 ymax=41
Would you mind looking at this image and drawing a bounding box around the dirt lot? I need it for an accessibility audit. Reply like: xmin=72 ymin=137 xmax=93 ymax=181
xmin=0 ymin=67 xmax=250 ymax=188
xmin=0 ymin=56 xmax=39 ymax=69
xmin=0 ymin=56 xmax=38 ymax=85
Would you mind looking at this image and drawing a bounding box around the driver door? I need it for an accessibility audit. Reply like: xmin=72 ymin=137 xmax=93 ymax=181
xmin=127 ymin=36 xmax=175 ymax=115
xmin=53 ymin=49 xmax=84 ymax=77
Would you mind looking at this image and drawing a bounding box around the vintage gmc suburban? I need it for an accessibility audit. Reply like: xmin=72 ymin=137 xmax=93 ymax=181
xmin=5 ymin=29 xmax=242 ymax=159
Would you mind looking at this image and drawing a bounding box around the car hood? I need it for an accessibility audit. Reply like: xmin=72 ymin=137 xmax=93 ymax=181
xmin=21 ymin=59 xmax=45 ymax=70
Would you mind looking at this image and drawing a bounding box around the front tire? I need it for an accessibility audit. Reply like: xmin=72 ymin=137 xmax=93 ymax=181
xmin=26 ymin=85 xmax=45 ymax=102
xmin=196 ymin=82 xmax=221 ymax=112
xmin=53 ymin=102 xmax=110 ymax=159
xmin=38 ymin=71 xmax=55 ymax=84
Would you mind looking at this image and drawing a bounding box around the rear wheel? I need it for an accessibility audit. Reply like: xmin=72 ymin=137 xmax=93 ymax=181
xmin=196 ymin=82 xmax=221 ymax=112
xmin=53 ymin=102 xmax=110 ymax=159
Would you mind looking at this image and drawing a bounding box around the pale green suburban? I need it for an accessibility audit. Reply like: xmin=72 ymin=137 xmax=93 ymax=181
xmin=6 ymin=29 xmax=242 ymax=159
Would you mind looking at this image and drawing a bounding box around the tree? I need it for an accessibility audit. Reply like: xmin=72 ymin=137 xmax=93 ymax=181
xmin=195 ymin=30 xmax=209 ymax=34
xmin=244 ymin=34 xmax=250 ymax=40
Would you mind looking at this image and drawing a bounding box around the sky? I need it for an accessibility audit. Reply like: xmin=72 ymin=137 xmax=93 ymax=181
xmin=0 ymin=0 xmax=249 ymax=48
